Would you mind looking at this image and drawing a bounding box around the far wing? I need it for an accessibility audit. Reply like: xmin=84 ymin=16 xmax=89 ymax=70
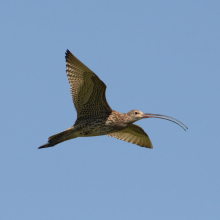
xmin=107 ymin=124 xmax=153 ymax=148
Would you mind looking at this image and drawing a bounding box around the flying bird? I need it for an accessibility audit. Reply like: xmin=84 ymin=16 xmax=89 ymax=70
xmin=39 ymin=50 xmax=187 ymax=149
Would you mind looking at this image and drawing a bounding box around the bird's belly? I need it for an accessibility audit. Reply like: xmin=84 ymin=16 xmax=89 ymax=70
xmin=74 ymin=119 xmax=128 ymax=137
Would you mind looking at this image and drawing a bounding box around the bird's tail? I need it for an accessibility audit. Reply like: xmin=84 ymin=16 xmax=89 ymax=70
xmin=39 ymin=127 xmax=76 ymax=149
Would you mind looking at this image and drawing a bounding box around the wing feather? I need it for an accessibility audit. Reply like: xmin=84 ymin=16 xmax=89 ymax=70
xmin=65 ymin=50 xmax=112 ymax=120
xmin=107 ymin=124 xmax=153 ymax=148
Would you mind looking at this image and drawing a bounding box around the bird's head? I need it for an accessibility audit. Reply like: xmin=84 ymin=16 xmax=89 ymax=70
xmin=127 ymin=110 xmax=188 ymax=131
xmin=127 ymin=110 xmax=146 ymax=122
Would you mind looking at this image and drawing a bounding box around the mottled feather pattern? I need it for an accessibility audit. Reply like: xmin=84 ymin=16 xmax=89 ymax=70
xmin=65 ymin=50 xmax=112 ymax=120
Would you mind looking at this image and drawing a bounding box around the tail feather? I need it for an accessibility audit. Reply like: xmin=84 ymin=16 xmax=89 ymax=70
xmin=38 ymin=127 xmax=76 ymax=149
xmin=38 ymin=143 xmax=55 ymax=149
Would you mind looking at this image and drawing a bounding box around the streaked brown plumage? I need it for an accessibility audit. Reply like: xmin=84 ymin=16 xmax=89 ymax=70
xmin=39 ymin=50 xmax=187 ymax=149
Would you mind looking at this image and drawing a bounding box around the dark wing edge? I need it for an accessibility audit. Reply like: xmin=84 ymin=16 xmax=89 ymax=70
xmin=65 ymin=49 xmax=93 ymax=73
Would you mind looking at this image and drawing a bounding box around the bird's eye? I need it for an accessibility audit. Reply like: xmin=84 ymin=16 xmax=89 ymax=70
xmin=135 ymin=112 xmax=138 ymax=115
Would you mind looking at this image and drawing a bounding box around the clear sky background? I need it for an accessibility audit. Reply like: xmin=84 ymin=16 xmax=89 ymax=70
xmin=1 ymin=1 xmax=219 ymax=219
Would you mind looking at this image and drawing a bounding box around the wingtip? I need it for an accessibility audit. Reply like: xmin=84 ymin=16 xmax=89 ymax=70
xmin=65 ymin=49 xmax=71 ymax=57
xmin=143 ymin=144 xmax=153 ymax=149
xmin=65 ymin=49 xmax=75 ymax=61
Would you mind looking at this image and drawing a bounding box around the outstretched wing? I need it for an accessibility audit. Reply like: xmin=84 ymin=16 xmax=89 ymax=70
xmin=65 ymin=50 xmax=112 ymax=120
xmin=107 ymin=124 xmax=153 ymax=148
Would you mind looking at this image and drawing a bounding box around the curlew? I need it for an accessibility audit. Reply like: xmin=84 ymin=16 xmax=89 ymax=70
xmin=39 ymin=50 xmax=187 ymax=149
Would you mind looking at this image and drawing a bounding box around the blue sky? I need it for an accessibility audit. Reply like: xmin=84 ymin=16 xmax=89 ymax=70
xmin=1 ymin=1 xmax=220 ymax=219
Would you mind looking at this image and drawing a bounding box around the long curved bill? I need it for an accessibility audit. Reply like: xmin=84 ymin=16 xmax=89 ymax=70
xmin=143 ymin=113 xmax=188 ymax=131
